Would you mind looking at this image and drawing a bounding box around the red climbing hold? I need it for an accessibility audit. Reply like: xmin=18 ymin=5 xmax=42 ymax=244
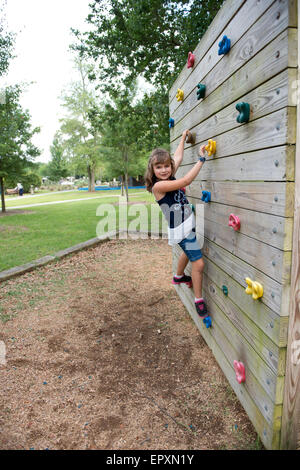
xmin=228 ymin=214 xmax=241 ymax=231
xmin=187 ymin=52 xmax=195 ymax=68
xmin=234 ymin=360 xmax=246 ymax=384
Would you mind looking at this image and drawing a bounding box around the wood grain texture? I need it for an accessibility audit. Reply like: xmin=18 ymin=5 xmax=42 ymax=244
xmin=170 ymin=0 xmax=292 ymax=119
xmin=171 ymin=69 xmax=297 ymax=145
xmin=169 ymin=0 xmax=298 ymax=450
xmin=281 ymin=0 xmax=300 ymax=449
xmin=169 ymin=0 xmax=246 ymax=100
xmin=189 ymin=198 xmax=293 ymax=251
xmin=172 ymin=271 xmax=283 ymax=449
xmin=171 ymin=29 xmax=297 ymax=128
xmin=180 ymin=180 xmax=295 ymax=217
xmin=171 ymin=108 xmax=296 ymax=164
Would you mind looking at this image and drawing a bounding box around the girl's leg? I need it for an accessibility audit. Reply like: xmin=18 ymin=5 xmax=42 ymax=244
xmin=176 ymin=252 xmax=189 ymax=276
xmin=191 ymin=258 xmax=205 ymax=298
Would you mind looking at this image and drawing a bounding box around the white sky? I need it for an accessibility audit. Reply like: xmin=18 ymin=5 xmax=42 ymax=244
xmin=1 ymin=0 xmax=92 ymax=163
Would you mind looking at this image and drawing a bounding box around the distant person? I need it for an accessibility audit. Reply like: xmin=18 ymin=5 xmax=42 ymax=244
xmin=16 ymin=182 xmax=24 ymax=196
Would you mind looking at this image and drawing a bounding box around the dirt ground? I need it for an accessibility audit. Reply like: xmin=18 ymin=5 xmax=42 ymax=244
xmin=0 ymin=238 xmax=262 ymax=450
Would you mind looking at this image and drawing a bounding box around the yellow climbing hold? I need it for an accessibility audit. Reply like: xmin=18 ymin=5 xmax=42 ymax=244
xmin=176 ymin=88 xmax=184 ymax=102
xmin=245 ymin=277 xmax=263 ymax=300
xmin=205 ymin=139 xmax=216 ymax=156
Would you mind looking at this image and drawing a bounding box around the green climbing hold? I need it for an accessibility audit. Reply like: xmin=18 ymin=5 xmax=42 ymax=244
xmin=222 ymin=285 xmax=228 ymax=296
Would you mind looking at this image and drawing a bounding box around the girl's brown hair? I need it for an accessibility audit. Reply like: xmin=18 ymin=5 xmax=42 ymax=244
xmin=145 ymin=148 xmax=175 ymax=192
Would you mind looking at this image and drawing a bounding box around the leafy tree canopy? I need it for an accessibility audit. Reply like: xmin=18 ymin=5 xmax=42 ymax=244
xmin=0 ymin=85 xmax=41 ymax=180
xmin=72 ymin=0 xmax=223 ymax=90
xmin=0 ymin=0 xmax=15 ymax=77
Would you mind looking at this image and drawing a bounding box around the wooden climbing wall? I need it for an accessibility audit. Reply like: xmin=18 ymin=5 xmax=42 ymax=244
xmin=169 ymin=0 xmax=299 ymax=450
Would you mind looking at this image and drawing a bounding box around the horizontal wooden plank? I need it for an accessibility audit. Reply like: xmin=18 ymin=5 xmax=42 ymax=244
xmin=170 ymin=0 xmax=292 ymax=115
xmin=198 ymin=237 xmax=286 ymax=314
xmin=205 ymin=277 xmax=286 ymax=376
xmin=169 ymin=0 xmax=246 ymax=100
xmin=202 ymin=253 xmax=288 ymax=347
xmin=201 ymin=216 xmax=291 ymax=283
xmin=173 ymin=245 xmax=285 ymax=375
xmin=172 ymin=277 xmax=283 ymax=449
xmin=171 ymin=108 xmax=296 ymax=166
xmin=170 ymin=69 xmax=297 ymax=146
xmin=173 ymin=245 xmax=286 ymax=391
xmin=175 ymin=145 xmax=295 ymax=183
xmin=188 ymin=199 xmax=293 ymax=251
xmin=182 ymin=181 xmax=295 ymax=218
xmin=171 ymin=29 xmax=297 ymax=128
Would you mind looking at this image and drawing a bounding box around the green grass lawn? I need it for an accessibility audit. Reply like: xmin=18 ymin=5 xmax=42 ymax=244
xmin=0 ymin=191 xmax=164 ymax=271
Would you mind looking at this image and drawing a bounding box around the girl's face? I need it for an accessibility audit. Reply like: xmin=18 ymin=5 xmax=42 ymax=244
xmin=153 ymin=159 xmax=172 ymax=180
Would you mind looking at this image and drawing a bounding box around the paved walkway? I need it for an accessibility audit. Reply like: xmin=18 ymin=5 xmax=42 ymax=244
xmin=5 ymin=192 xmax=148 ymax=210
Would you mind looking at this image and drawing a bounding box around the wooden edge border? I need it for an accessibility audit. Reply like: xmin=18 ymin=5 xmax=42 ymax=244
xmin=0 ymin=230 xmax=167 ymax=283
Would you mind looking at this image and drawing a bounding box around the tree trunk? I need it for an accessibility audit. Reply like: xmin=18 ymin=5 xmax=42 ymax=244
xmin=0 ymin=177 xmax=6 ymax=213
xmin=121 ymin=175 xmax=125 ymax=196
xmin=87 ymin=164 xmax=95 ymax=192
xmin=124 ymin=151 xmax=129 ymax=203
xmin=125 ymin=171 xmax=129 ymax=203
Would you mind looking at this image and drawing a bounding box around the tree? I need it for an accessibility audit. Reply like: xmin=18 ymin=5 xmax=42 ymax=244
xmin=90 ymin=83 xmax=151 ymax=202
xmin=58 ymin=59 xmax=103 ymax=191
xmin=0 ymin=0 xmax=15 ymax=77
xmin=0 ymin=85 xmax=41 ymax=212
xmin=48 ymin=132 xmax=69 ymax=182
xmin=72 ymin=0 xmax=223 ymax=91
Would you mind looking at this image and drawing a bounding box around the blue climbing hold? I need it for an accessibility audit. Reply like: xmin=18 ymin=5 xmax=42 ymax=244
xmin=169 ymin=118 xmax=174 ymax=128
xmin=218 ymin=35 xmax=231 ymax=55
xmin=201 ymin=190 xmax=211 ymax=203
xmin=203 ymin=316 xmax=212 ymax=328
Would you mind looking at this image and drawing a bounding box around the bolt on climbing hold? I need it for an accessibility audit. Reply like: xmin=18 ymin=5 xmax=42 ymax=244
xmin=236 ymin=102 xmax=250 ymax=123
xmin=185 ymin=130 xmax=195 ymax=144
xmin=205 ymin=139 xmax=216 ymax=156
xmin=228 ymin=214 xmax=241 ymax=231
xmin=203 ymin=316 xmax=212 ymax=328
xmin=222 ymin=285 xmax=228 ymax=296
xmin=176 ymin=88 xmax=184 ymax=102
xmin=187 ymin=51 xmax=195 ymax=68
xmin=245 ymin=277 xmax=263 ymax=300
xmin=201 ymin=190 xmax=211 ymax=203
xmin=196 ymin=83 xmax=206 ymax=100
xmin=218 ymin=35 xmax=231 ymax=55
xmin=233 ymin=360 xmax=246 ymax=384
xmin=168 ymin=118 xmax=174 ymax=128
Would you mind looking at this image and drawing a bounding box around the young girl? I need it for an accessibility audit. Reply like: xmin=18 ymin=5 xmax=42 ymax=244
xmin=145 ymin=129 xmax=210 ymax=324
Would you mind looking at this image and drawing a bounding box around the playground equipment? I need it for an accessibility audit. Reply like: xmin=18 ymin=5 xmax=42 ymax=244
xmin=201 ymin=190 xmax=211 ymax=203
xmin=196 ymin=83 xmax=206 ymax=100
xmin=176 ymin=88 xmax=184 ymax=102
xmin=169 ymin=0 xmax=299 ymax=450
xmin=205 ymin=139 xmax=216 ymax=156
xmin=236 ymin=102 xmax=250 ymax=123
xmin=245 ymin=277 xmax=264 ymax=300
xmin=234 ymin=361 xmax=246 ymax=384
xmin=218 ymin=35 xmax=231 ymax=55
xmin=228 ymin=214 xmax=241 ymax=231
xmin=203 ymin=316 xmax=212 ymax=328
xmin=168 ymin=118 xmax=174 ymax=128
xmin=185 ymin=130 xmax=195 ymax=144
xmin=187 ymin=52 xmax=195 ymax=68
